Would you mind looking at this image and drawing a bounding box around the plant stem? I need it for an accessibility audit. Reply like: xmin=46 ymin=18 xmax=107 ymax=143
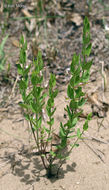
xmin=56 ymin=131 xmax=84 ymax=176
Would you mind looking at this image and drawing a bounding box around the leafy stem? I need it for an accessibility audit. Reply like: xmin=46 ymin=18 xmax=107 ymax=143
xmin=18 ymin=16 xmax=92 ymax=178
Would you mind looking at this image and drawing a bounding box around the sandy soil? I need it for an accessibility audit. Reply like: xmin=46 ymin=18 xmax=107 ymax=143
xmin=1 ymin=0 xmax=109 ymax=189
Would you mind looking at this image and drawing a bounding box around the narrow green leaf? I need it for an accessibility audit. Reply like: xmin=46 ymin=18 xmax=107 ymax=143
xmin=73 ymin=110 xmax=83 ymax=118
xmin=70 ymin=53 xmax=80 ymax=73
xmin=46 ymin=137 xmax=52 ymax=142
xmin=70 ymin=76 xmax=75 ymax=86
xmin=57 ymin=154 xmax=69 ymax=160
xmin=24 ymin=113 xmax=30 ymax=120
xmin=50 ymin=151 xmax=56 ymax=157
xmin=81 ymin=70 xmax=90 ymax=82
xmin=78 ymin=98 xmax=87 ymax=107
xmin=19 ymin=80 xmax=27 ymax=90
xmin=66 ymin=105 xmax=72 ymax=118
xmin=37 ymin=51 xmax=43 ymax=70
xmin=87 ymin=112 xmax=92 ymax=120
xmin=53 ymin=89 xmax=58 ymax=98
xmin=75 ymin=87 xmax=85 ymax=98
xmin=31 ymin=72 xmax=38 ymax=85
xmin=43 ymin=126 xmax=50 ymax=134
xmin=61 ymin=138 xmax=67 ymax=147
xmin=70 ymin=100 xmax=78 ymax=110
xmin=20 ymin=49 xmax=26 ymax=64
xmin=50 ymin=107 xmax=56 ymax=116
xmin=20 ymin=35 xmax=24 ymax=45
xmin=77 ymin=128 xmax=81 ymax=138
xmin=82 ymin=61 xmax=92 ymax=70
xmin=41 ymin=154 xmax=45 ymax=157
xmin=37 ymin=117 xmax=42 ymax=128
xmin=84 ymin=16 xmax=90 ymax=33
xmin=17 ymin=64 xmax=23 ymax=75
xmin=85 ymin=43 xmax=92 ymax=56
xmin=46 ymin=105 xmax=51 ymax=117
xmin=0 ymin=34 xmax=8 ymax=53
xmin=50 ymin=117 xmax=54 ymax=125
xmin=19 ymin=102 xmax=29 ymax=109
xmin=25 ymin=91 xmax=33 ymax=102
xmin=47 ymin=98 xmax=54 ymax=107
xmin=67 ymin=85 xmax=74 ymax=99
xmin=67 ymin=135 xmax=77 ymax=139
xmin=83 ymin=33 xmax=90 ymax=45
xmin=74 ymin=75 xmax=81 ymax=86
xmin=49 ymin=73 xmax=56 ymax=87
xmin=47 ymin=118 xmax=54 ymax=126
xmin=31 ymin=102 xmax=37 ymax=113
xmin=71 ymin=117 xmax=78 ymax=127
xmin=41 ymin=93 xmax=47 ymax=99
xmin=83 ymin=120 xmax=88 ymax=131
xmin=59 ymin=122 xmax=66 ymax=137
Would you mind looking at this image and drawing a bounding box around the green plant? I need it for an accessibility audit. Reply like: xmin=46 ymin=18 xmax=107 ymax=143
xmin=17 ymin=16 xmax=92 ymax=178
xmin=0 ymin=35 xmax=8 ymax=72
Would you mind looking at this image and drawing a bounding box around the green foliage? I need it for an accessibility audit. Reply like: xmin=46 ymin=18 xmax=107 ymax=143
xmin=0 ymin=35 xmax=8 ymax=72
xmin=18 ymin=17 xmax=92 ymax=178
